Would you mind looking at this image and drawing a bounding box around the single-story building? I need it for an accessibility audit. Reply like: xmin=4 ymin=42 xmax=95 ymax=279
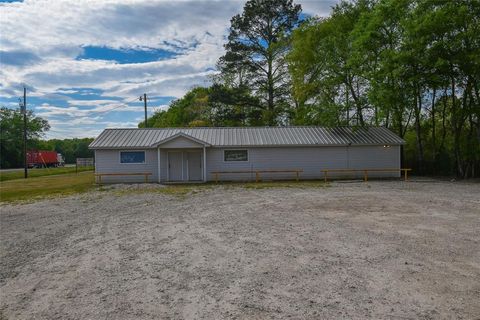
xmin=89 ymin=126 xmax=405 ymax=183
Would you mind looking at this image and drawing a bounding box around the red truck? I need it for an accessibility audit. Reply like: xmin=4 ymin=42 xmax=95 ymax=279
xmin=27 ymin=150 xmax=65 ymax=168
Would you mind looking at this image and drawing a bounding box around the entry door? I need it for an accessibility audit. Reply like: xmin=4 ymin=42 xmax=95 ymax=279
xmin=168 ymin=152 xmax=183 ymax=181
xmin=187 ymin=152 xmax=202 ymax=181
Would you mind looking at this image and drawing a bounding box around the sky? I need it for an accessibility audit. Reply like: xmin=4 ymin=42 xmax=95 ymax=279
xmin=0 ymin=0 xmax=338 ymax=139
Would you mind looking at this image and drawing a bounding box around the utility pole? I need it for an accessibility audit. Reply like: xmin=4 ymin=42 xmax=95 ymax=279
xmin=22 ymin=87 xmax=28 ymax=179
xmin=140 ymin=93 xmax=147 ymax=128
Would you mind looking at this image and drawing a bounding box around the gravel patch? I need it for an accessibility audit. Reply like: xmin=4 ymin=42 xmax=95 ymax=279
xmin=100 ymin=183 xmax=167 ymax=191
xmin=1 ymin=181 xmax=479 ymax=319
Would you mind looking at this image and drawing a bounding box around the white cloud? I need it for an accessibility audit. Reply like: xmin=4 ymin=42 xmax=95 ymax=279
xmin=35 ymin=104 xmax=81 ymax=117
xmin=1 ymin=0 xmax=241 ymax=100
xmin=1 ymin=0 xmax=337 ymax=139
xmin=1 ymin=0 xmax=241 ymax=52
xmin=300 ymin=0 xmax=337 ymax=16
xmin=35 ymin=102 xmax=145 ymax=118
xmin=67 ymin=100 xmax=121 ymax=106
xmin=47 ymin=119 xmax=140 ymax=139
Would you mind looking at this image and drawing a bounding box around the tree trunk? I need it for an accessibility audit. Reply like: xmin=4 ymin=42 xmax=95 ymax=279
xmin=439 ymin=87 xmax=448 ymax=153
xmin=414 ymin=86 xmax=425 ymax=174
xmin=467 ymin=114 xmax=475 ymax=178
xmin=431 ymin=87 xmax=436 ymax=165
xmin=394 ymin=107 xmax=404 ymax=168
xmin=267 ymin=55 xmax=274 ymax=126
xmin=451 ymin=74 xmax=464 ymax=178
xmin=346 ymin=86 xmax=349 ymax=125
xmin=347 ymin=78 xmax=364 ymax=126
xmin=385 ymin=109 xmax=390 ymax=128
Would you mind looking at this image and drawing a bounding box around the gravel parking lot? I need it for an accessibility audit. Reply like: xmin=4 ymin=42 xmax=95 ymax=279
xmin=1 ymin=180 xmax=479 ymax=319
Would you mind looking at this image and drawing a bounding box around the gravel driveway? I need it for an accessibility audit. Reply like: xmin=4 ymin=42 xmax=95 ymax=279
xmin=1 ymin=181 xmax=479 ymax=319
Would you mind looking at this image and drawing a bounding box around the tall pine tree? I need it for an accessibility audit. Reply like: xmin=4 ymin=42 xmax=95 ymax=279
xmin=219 ymin=0 xmax=301 ymax=125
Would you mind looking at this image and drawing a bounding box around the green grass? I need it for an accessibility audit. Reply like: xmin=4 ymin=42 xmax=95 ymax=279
xmin=0 ymin=176 xmax=329 ymax=204
xmin=0 ymin=166 xmax=94 ymax=182
xmin=0 ymin=171 xmax=96 ymax=203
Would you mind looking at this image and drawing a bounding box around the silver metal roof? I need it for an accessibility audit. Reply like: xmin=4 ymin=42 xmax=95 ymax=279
xmin=89 ymin=126 xmax=405 ymax=149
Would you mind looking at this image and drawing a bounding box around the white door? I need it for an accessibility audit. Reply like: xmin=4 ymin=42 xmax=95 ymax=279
xmin=168 ymin=152 xmax=183 ymax=181
xmin=187 ymin=152 xmax=202 ymax=181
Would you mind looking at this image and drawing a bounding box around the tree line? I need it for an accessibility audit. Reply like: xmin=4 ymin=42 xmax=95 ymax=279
xmin=0 ymin=107 xmax=94 ymax=168
xmin=139 ymin=0 xmax=480 ymax=178
xmin=1 ymin=0 xmax=478 ymax=176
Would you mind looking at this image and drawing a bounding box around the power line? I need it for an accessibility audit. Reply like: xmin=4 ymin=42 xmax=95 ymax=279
xmin=24 ymin=95 xmax=152 ymax=139
xmin=85 ymin=96 xmax=141 ymax=117
xmin=17 ymin=96 xmax=141 ymax=118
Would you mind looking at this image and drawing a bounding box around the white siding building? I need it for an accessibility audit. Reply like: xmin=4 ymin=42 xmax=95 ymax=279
xmin=89 ymin=126 xmax=404 ymax=183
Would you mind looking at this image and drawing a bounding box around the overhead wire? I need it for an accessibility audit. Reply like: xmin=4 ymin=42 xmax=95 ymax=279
xmin=20 ymin=93 xmax=151 ymax=138
xmin=43 ymin=96 xmax=147 ymax=138
xmin=85 ymin=96 xmax=142 ymax=117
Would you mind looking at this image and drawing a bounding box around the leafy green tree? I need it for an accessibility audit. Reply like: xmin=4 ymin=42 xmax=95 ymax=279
xmin=219 ymin=0 xmax=301 ymax=125
xmin=208 ymin=84 xmax=262 ymax=126
xmin=288 ymin=0 xmax=479 ymax=177
xmin=350 ymin=0 xmax=417 ymax=169
xmin=410 ymin=0 xmax=480 ymax=176
xmin=289 ymin=1 xmax=372 ymax=126
xmin=351 ymin=0 xmax=412 ymax=135
xmin=0 ymin=107 xmax=50 ymax=168
xmin=139 ymin=0 xmax=479 ymax=177
xmin=139 ymin=87 xmax=211 ymax=128
xmin=141 ymin=85 xmax=261 ymax=128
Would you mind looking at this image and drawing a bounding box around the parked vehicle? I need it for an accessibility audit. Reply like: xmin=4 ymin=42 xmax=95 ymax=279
xmin=27 ymin=150 xmax=65 ymax=168
xmin=57 ymin=153 xmax=65 ymax=167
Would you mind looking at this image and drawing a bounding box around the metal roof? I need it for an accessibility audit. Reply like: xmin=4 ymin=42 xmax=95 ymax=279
xmin=89 ymin=126 xmax=405 ymax=149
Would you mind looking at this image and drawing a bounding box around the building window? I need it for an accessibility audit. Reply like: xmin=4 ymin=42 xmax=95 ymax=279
xmin=120 ymin=151 xmax=145 ymax=164
xmin=224 ymin=150 xmax=248 ymax=162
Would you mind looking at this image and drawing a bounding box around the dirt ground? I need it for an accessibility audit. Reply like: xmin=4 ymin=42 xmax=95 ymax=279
xmin=0 ymin=180 xmax=479 ymax=319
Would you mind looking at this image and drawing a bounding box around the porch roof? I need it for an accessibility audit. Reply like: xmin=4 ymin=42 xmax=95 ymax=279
xmin=150 ymin=132 xmax=211 ymax=147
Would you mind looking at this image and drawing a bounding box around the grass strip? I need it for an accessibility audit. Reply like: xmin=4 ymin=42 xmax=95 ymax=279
xmin=0 ymin=166 xmax=94 ymax=182
xmin=0 ymin=171 xmax=96 ymax=203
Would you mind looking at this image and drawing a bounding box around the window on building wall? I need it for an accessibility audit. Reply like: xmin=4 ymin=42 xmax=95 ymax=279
xmin=120 ymin=151 xmax=145 ymax=164
xmin=224 ymin=150 xmax=248 ymax=162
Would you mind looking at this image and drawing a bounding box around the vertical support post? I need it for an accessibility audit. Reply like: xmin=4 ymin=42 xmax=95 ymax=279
xmin=166 ymin=151 xmax=169 ymax=182
xmin=157 ymin=147 xmax=161 ymax=183
xmin=143 ymin=93 xmax=148 ymax=128
xmin=296 ymin=171 xmax=299 ymax=182
xmin=324 ymin=171 xmax=328 ymax=183
xmin=203 ymin=146 xmax=207 ymax=182
xmin=215 ymin=173 xmax=218 ymax=183
xmin=255 ymin=171 xmax=259 ymax=183
xmin=364 ymin=170 xmax=368 ymax=182
xmin=181 ymin=151 xmax=184 ymax=181
xmin=404 ymin=169 xmax=408 ymax=181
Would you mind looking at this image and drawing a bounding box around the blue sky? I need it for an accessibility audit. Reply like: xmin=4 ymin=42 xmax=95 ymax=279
xmin=0 ymin=0 xmax=337 ymax=139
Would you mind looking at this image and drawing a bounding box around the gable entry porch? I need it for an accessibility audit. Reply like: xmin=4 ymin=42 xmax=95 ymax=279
xmin=153 ymin=133 xmax=209 ymax=183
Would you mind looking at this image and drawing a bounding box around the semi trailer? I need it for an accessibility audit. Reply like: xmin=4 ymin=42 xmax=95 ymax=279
xmin=27 ymin=150 xmax=65 ymax=168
